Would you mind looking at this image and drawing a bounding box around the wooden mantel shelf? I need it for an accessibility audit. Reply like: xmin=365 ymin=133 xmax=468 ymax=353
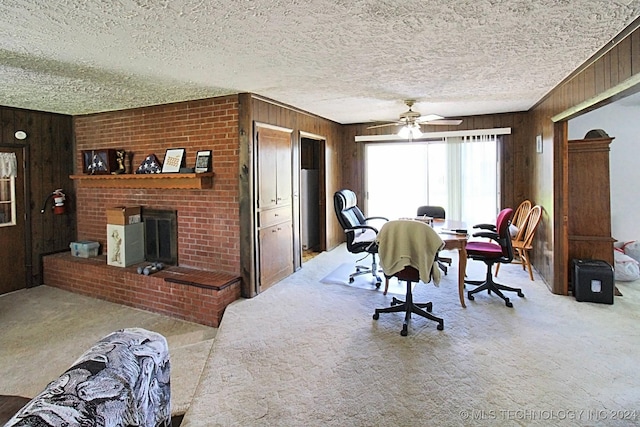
xmin=70 ymin=172 xmax=214 ymax=189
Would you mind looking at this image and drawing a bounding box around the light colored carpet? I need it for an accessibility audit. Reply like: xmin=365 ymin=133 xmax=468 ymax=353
xmin=0 ymin=285 xmax=216 ymax=416
xmin=183 ymin=245 xmax=640 ymax=427
xmin=320 ymin=262 xmax=409 ymax=296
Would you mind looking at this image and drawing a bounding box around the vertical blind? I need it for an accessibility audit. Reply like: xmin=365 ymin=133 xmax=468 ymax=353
xmin=444 ymin=134 xmax=500 ymax=225
xmin=365 ymin=133 xmax=500 ymax=226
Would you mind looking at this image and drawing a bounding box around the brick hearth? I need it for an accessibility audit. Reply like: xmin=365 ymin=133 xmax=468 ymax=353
xmin=43 ymin=253 xmax=241 ymax=327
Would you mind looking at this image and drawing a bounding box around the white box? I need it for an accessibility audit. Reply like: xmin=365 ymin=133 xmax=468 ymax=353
xmin=107 ymin=223 xmax=145 ymax=267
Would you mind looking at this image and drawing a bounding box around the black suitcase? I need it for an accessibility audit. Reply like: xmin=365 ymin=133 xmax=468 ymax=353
xmin=571 ymin=259 xmax=614 ymax=304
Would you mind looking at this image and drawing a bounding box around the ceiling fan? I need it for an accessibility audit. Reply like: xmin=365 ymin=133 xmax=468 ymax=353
xmin=367 ymin=100 xmax=462 ymax=138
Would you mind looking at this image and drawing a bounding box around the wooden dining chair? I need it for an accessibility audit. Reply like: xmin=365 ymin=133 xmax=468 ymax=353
xmin=496 ymin=204 xmax=542 ymax=281
xmin=510 ymin=200 xmax=532 ymax=237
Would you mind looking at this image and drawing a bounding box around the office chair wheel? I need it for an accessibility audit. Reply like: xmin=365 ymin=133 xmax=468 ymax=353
xmin=373 ymin=312 xmax=379 ymax=320
xmin=426 ymin=302 xmax=433 ymax=312
xmin=505 ymin=298 xmax=513 ymax=308
xmin=401 ymin=326 xmax=408 ymax=336
xmin=467 ymin=292 xmax=475 ymax=301
xmin=391 ymin=297 xmax=401 ymax=306
xmin=375 ymin=281 xmax=381 ymax=288
xmin=517 ymin=290 xmax=524 ymax=297
xmin=437 ymin=322 xmax=444 ymax=331
xmin=349 ymin=277 xmax=354 ymax=283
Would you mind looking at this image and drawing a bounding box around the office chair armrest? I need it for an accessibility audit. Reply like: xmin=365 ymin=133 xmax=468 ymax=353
xmin=364 ymin=216 xmax=389 ymax=222
xmin=346 ymin=224 xmax=381 ymax=234
xmin=472 ymin=231 xmax=499 ymax=241
xmin=345 ymin=225 xmax=380 ymax=244
xmin=473 ymin=223 xmax=497 ymax=231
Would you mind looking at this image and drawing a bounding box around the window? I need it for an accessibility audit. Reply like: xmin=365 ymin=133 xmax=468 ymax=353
xmin=0 ymin=175 xmax=16 ymax=227
xmin=0 ymin=151 xmax=17 ymax=227
xmin=365 ymin=135 xmax=500 ymax=226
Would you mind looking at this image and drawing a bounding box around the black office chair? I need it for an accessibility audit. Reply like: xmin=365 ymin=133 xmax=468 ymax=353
xmin=334 ymin=189 xmax=388 ymax=287
xmin=417 ymin=205 xmax=446 ymax=219
xmin=464 ymin=208 xmax=525 ymax=307
xmin=416 ymin=205 xmax=452 ymax=274
xmin=374 ymin=220 xmax=445 ymax=335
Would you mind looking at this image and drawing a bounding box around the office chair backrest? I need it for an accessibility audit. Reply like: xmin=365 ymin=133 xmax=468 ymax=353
xmin=416 ymin=205 xmax=446 ymax=219
xmin=377 ymin=219 xmax=444 ymax=285
xmin=334 ymin=189 xmax=366 ymax=230
xmin=496 ymin=208 xmax=515 ymax=260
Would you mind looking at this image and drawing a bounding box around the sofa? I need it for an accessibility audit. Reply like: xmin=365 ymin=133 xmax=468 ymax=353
xmin=4 ymin=328 xmax=171 ymax=427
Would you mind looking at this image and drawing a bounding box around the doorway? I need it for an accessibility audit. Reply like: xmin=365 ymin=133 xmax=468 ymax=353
xmin=0 ymin=146 xmax=28 ymax=295
xmin=300 ymin=135 xmax=326 ymax=262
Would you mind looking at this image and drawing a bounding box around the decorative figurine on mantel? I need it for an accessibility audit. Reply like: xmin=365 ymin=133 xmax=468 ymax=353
xmin=111 ymin=150 xmax=126 ymax=175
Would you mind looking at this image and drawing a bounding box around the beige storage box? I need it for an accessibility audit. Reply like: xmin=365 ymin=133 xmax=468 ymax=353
xmin=106 ymin=206 xmax=142 ymax=225
xmin=107 ymin=222 xmax=145 ymax=267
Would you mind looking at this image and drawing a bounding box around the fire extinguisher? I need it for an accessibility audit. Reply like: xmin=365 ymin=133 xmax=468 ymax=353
xmin=40 ymin=189 xmax=66 ymax=215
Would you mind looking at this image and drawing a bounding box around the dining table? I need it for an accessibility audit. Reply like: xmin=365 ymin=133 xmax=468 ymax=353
xmin=431 ymin=219 xmax=469 ymax=308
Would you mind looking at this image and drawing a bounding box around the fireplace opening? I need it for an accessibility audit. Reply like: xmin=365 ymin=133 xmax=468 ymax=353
xmin=142 ymin=209 xmax=178 ymax=266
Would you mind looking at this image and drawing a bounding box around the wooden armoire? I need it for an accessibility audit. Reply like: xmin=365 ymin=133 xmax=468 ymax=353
xmin=567 ymin=131 xmax=615 ymax=286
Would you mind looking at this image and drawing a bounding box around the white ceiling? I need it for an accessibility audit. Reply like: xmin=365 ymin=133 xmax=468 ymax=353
xmin=1 ymin=0 xmax=639 ymax=124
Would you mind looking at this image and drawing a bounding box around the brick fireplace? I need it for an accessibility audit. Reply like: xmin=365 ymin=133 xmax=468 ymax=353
xmin=43 ymin=95 xmax=243 ymax=327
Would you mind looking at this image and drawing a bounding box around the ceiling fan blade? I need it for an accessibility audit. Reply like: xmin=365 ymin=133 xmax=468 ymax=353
xmin=416 ymin=114 xmax=444 ymax=123
xmin=422 ymin=119 xmax=463 ymax=126
xmin=366 ymin=122 xmax=401 ymax=129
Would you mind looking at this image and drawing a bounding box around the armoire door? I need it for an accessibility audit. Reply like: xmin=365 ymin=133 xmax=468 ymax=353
xmin=0 ymin=146 xmax=27 ymax=294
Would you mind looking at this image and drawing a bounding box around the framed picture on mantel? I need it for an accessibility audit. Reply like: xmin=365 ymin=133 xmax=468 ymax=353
xmin=162 ymin=148 xmax=186 ymax=173
xmin=195 ymin=150 xmax=212 ymax=173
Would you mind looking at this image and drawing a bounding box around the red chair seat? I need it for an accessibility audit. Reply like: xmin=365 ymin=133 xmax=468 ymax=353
xmin=466 ymin=241 xmax=504 ymax=257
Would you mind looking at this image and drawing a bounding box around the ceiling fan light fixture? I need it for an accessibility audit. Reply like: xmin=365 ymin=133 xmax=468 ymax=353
xmin=366 ymin=99 xmax=463 ymax=133
xmin=398 ymin=123 xmax=422 ymax=139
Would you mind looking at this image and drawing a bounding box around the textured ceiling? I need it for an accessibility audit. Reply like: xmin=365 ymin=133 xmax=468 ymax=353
xmin=1 ymin=0 xmax=639 ymax=124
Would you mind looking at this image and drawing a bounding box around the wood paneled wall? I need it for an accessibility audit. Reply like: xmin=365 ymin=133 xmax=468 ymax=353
xmin=238 ymin=93 xmax=344 ymax=297
xmin=248 ymin=96 xmax=345 ymax=249
xmin=0 ymin=106 xmax=74 ymax=286
xmin=529 ymin=24 xmax=640 ymax=294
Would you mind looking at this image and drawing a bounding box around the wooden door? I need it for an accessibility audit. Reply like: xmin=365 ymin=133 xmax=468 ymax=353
xmin=257 ymin=126 xmax=292 ymax=208
xmin=257 ymin=129 xmax=278 ymax=209
xmin=275 ymin=134 xmax=292 ymax=203
xmin=255 ymin=124 xmax=294 ymax=292
xmin=258 ymin=221 xmax=293 ymax=292
xmin=0 ymin=146 xmax=27 ymax=294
